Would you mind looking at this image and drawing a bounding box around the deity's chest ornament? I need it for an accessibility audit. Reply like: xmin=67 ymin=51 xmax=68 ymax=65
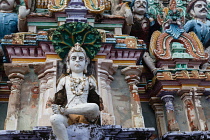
xmin=69 ymin=75 xmax=88 ymax=96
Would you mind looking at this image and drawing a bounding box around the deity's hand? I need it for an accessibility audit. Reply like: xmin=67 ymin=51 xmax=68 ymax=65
xmin=18 ymin=6 xmax=30 ymax=19
xmin=52 ymin=104 xmax=66 ymax=115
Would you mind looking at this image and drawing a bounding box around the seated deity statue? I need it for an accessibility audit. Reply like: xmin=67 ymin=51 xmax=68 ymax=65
xmin=50 ymin=43 xmax=102 ymax=140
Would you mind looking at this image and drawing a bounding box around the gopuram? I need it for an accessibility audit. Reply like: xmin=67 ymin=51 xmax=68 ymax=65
xmin=0 ymin=0 xmax=210 ymax=139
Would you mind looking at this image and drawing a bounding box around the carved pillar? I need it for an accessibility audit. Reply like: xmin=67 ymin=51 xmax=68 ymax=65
xmin=161 ymin=95 xmax=179 ymax=131
xmin=97 ymin=59 xmax=118 ymax=125
xmin=149 ymin=97 xmax=167 ymax=137
xmin=121 ymin=66 xmax=144 ymax=128
xmin=34 ymin=61 xmax=57 ymax=126
xmin=4 ymin=64 xmax=29 ymax=130
xmin=180 ymin=88 xmax=208 ymax=131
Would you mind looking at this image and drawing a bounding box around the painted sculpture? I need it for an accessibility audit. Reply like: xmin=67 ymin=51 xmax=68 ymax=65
xmin=107 ymin=0 xmax=133 ymax=34
xmin=50 ymin=43 xmax=101 ymax=140
xmin=0 ymin=0 xmax=30 ymax=39
xmin=130 ymin=0 xmax=160 ymax=74
xmin=184 ymin=0 xmax=210 ymax=48
xmin=131 ymin=0 xmax=153 ymax=44
xmin=47 ymin=0 xmax=106 ymax=14
xmin=150 ymin=0 xmax=208 ymax=63
xmin=50 ymin=22 xmax=102 ymax=140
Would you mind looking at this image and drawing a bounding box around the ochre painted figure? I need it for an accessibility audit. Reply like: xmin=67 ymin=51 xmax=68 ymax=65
xmin=50 ymin=43 xmax=101 ymax=140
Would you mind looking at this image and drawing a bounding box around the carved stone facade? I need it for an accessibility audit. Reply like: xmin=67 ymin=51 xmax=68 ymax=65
xmin=4 ymin=64 xmax=29 ymax=130
xmin=97 ymin=59 xmax=117 ymax=125
xmin=121 ymin=66 xmax=145 ymax=128
xmin=34 ymin=61 xmax=57 ymax=126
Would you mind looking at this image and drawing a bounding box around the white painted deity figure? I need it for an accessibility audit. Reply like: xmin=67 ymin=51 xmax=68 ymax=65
xmin=0 ymin=0 xmax=30 ymax=39
xmin=50 ymin=43 xmax=101 ymax=140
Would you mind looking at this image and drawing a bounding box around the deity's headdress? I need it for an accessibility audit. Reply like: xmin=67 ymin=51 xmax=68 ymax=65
xmin=52 ymin=22 xmax=101 ymax=61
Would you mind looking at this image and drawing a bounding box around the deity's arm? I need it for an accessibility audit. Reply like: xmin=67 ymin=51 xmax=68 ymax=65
xmin=18 ymin=6 xmax=30 ymax=32
xmin=183 ymin=20 xmax=195 ymax=33
xmin=56 ymin=76 xmax=66 ymax=92
xmin=89 ymin=75 xmax=98 ymax=94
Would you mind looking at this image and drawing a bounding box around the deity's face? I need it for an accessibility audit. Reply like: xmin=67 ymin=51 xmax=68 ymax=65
xmin=132 ymin=0 xmax=147 ymax=15
xmin=68 ymin=52 xmax=86 ymax=74
xmin=0 ymin=0 xmax=15 ymax=12
xmin=192 ymin=1 xmax=208 ymax=19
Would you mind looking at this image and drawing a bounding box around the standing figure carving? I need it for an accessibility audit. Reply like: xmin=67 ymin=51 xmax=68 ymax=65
xmin=108 ymin=0 xmax=133 ymax=34
xmin=130 ymin=0 xmax=151 ymax=44
xmin=184 ymin=0 xmax=210 ymax=47
xmin=0 ymin=0 xmax=30 ymax=39
xmin=130 ymin=0 xmax=160 ymax=74
xmin=50 ymin=43 xmax=101 ymax=140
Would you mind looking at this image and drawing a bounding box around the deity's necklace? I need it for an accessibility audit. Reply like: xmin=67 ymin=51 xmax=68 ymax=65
xmin=69 ymin=74 xmax=87 ymax=96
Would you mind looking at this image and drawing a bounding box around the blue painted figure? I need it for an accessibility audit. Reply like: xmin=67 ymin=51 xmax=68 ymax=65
xmin=0 ymin=12 xmax=18 ymax=39
xmin=184 ymin=0 xmax=210 ymax=47
xmin=0 ymin=0 xmax=30 ymax=39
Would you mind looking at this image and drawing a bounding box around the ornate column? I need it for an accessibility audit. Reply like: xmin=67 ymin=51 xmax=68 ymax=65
xmin=4 ymin=64 xmax=29 ymax=130
xmin=149 ymin=97 xmax=167 ymax=137
xmin=121 ymin=66 xmax=144 ymax=128
xmin=34 ymin=61 xmax=57 ymax=126
xmin=180 ymin=87 xmax=208 ymax=131
xmin=161 ymin=95 xmax=179 ymax=131
xmin=97 ymin=59 xmax=118 ymax=125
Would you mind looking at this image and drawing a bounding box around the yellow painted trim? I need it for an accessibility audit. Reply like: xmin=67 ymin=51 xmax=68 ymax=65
xmin=46 ymin=54 xmax=61 ymax=60
xmin=12 ymin=58 xmax=46 ymax=63
xmin=0 ymin=98 xmax=9 ymax=101
xmin=92 ymin=55 xmax=106 ymax=61
xmin=113 ymin=60 xmax=136 ymax=64
xmin=162 ymin=85 xmax=181 ymax=89
xmin=181 ymin=84 xmax=198 ymax=87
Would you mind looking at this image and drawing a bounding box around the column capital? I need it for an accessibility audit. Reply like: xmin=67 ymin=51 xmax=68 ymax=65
xmin=121 ymin=66 xmax=143 ymax=85
xmin=97 ymin=59 xmax=118 ymax=75
xmin=121 ymin=65 xmax=143 ymax=76
xmin=161 ymin=95 xmax=174 ymax=111
xmin=33 ymin=61 xmax=56 ymax=79
xmin=4 ymin=63 xmax=29 ymax=77
xmin=161 ymin=95 xmax=174 ymax=102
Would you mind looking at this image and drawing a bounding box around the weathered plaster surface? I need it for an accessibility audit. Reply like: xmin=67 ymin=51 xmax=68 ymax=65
xmin=173 ymin=95 xmax=189 ymax=131
xmin=0 ymin=102 xmax=8 ymax=130
xmin=18 ymin=68 xmax=39 ymax=130
xmin=111 ymin=68 xmax=132 ymax=128
xmin=200 ymin=96 xmax=210 ymax=130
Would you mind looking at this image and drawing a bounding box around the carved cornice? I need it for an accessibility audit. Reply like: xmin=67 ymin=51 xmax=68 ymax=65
xmin=95 ymin=43 xmax=145 ymax=65
xmin=156 ymin=70 xmax=207 ymax=81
